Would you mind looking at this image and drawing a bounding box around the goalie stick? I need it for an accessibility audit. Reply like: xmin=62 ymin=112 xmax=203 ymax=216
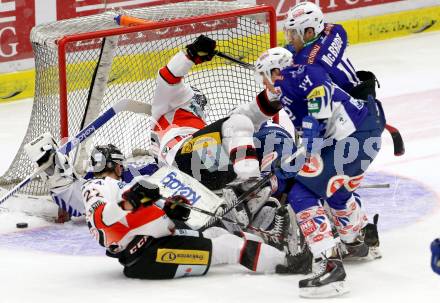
xmin=216 ymin=52 xmax=405 ymax=157
xmin=0 ymin=99 xmax=151 ymax=206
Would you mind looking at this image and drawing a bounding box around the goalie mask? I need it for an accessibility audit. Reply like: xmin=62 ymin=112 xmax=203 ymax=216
xmin=90 ymin=144 xmax=125 ymax=174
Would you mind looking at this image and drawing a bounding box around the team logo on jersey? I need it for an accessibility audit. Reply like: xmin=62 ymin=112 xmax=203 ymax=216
xmin=181 ymin=132 xmax=221 ymax=154
xmin=326 ymin=175 xmax=350 ymax=197
xmin=156 ymin=249 xmax=210 ymax=265
xmin=298 ymin=154 xmax=324 ymax=177
xmin=307 ymin=85 xmax=326 ymax=100
xmin=308 ymin=44 xmax=321 ymax=64
xmin=345 ymin=174 xmax=364 ymax=191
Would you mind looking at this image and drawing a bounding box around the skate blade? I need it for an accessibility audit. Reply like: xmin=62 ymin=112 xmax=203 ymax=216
xmin=299 ymin=281 xmax=349 ymax=298
xmin=344 ymin=246 xmax=382 ymax=262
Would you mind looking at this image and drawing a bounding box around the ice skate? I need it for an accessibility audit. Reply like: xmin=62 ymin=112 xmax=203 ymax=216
xmin=299 ymin=252 xmax=349 ymax=298
xmin=343 ymin=214 xmax=381 ymax=261
xmin=264 ymin=205 xmax=291 ymax=251
xmin=275 ymin=246 xmax=313 ymax=275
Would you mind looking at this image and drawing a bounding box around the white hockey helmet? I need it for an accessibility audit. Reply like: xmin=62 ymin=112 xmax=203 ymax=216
xmin=254 ymin=47 xmax=293 ymax=85
xmin=284 ymin=1 xmax=324 ymax=41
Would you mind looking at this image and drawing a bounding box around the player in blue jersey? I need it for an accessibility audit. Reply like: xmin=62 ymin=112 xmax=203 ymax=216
xmin=254 ymin=47 xmax=385 ymax=298
xmin=283 ymin=1 xmax=380 ymax=102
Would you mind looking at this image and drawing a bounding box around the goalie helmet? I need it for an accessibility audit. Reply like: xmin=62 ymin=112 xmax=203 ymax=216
xmin=90 ymin=144 xmax=125 ymax=174
xmin=254 ymin=47 xmax=293 ymax=85
xmin=284 ymin=1 xmax=324 ymax=40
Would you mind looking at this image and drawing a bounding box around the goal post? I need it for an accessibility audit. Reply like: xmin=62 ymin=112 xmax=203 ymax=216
xmin=0 ymin=1 xmax=277 ymax=196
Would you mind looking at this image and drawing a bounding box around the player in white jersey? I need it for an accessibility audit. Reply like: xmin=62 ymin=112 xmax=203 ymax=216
xmin=80 ymin=144 xmax=310 ymax=279
xmin=25 ymin=131 xmax=301 ymax=264
xmin=151 ymin=35 xmax=280 ymax=191
xmin=149 ymin=35 xmax=295 ymax=245
xmin=23 ymin=36 xmax=292 ymax=252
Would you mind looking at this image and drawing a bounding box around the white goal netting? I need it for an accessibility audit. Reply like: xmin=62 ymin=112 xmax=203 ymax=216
xmin=0 ymin=1 xmax=276 ymax=196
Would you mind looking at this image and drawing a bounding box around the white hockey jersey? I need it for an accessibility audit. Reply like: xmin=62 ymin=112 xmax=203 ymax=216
xmin=82 ymin=176 xmax=175 ymax=252
xmin=151 ymin=51 xmax=279 ymax=166
xmin=151 ymin=51 xmax=207 ymax=165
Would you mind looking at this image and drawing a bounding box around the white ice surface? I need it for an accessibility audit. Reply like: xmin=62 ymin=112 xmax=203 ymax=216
xmin=1 ymin=31 xmax=440 ymax=302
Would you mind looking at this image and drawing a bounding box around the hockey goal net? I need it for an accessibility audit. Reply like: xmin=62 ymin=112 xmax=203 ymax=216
xmin=0 ymin=1 xmax=276 ymax=196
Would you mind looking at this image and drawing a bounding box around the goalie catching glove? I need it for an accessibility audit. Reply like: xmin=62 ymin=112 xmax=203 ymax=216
xmin=24 ymin=132 xmax=76 ymax=189
xmin=186 ymin=35 xmax=216 ymax=64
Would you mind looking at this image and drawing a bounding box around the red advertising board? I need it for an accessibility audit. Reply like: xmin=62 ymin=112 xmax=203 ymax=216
xmin=56 ymin=0 xmax=189 ymax=20
xmin=0 ymin=0 xmax=405 ymax=65
xmin=257 ymin=0 xmax=404 ymax=20
xmin=0 ymin=0 xmax=35 ymax=63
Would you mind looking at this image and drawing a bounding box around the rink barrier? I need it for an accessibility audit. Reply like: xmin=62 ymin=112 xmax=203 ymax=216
xmin=1 ymin=5 xmax=439 ymax=103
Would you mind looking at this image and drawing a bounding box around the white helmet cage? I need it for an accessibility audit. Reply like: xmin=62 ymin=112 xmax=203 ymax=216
xmin=284 ymin=1 xmax=324 ymax=41
xmin=254 ymin=47 xmax=293 ymax=85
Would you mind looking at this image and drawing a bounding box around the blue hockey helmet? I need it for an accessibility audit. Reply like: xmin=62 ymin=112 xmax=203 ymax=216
xmin=253 ymin=122 xmax=297 ymax=171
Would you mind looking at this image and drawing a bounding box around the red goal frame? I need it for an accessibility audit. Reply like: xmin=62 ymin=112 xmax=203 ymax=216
xmin=56 ymin=5 xmax=277 ymax=139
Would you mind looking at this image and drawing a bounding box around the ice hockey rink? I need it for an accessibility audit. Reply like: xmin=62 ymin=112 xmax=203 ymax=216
xmin=0 ymin=31 xmax=440 ymax=302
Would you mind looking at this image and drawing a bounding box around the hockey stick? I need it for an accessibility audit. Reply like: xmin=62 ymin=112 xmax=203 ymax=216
xmin=359 ymin=183 xmax=390 ymax=189
xmin=0 ymin=99 xmax=151 ymax=206
xmin=384 ymin=124 xmax=405 ymax=156
xmin=215 ymin=51 xmax=255 ymax=70
xmin=201 ymin=147 xmax=305 ymax=230
xmin=168 ymin=200 xmax=288 ymax=243
xmin=217 ymin=52 xmax=405 ymax=157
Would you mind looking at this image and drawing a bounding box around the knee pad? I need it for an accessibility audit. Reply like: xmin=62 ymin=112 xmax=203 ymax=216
xmin=287 ymin=182 xmax=320 ymax=213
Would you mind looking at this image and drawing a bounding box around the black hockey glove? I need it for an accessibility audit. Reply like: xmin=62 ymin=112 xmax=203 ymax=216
xmin=186 ymin=35 xmax=216 ymax=64
xmin=121 ymin=181 xmax=161 ymax=210
xmin=163 ymin=195 xmax=191 ymax=221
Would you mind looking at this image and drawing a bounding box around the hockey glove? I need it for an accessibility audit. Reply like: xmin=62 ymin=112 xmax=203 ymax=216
xmin=122 ymin=181 xmax=161 ymax=210
xmin=302 ymin=115 xmax=323 ymax=155
xmin=431 ymin=238 xmax=440 ymax=275
xmin=163 ymin=195 xmax=191 ymax=221
xmin=186 ymin=35 xmax=216 ymax=64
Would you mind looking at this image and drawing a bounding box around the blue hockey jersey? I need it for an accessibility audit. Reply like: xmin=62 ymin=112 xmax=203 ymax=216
xmin=274 ymin=64 xmax=368 ymax=141
xmin=292 ymin=23 xmax=359 ymax=93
